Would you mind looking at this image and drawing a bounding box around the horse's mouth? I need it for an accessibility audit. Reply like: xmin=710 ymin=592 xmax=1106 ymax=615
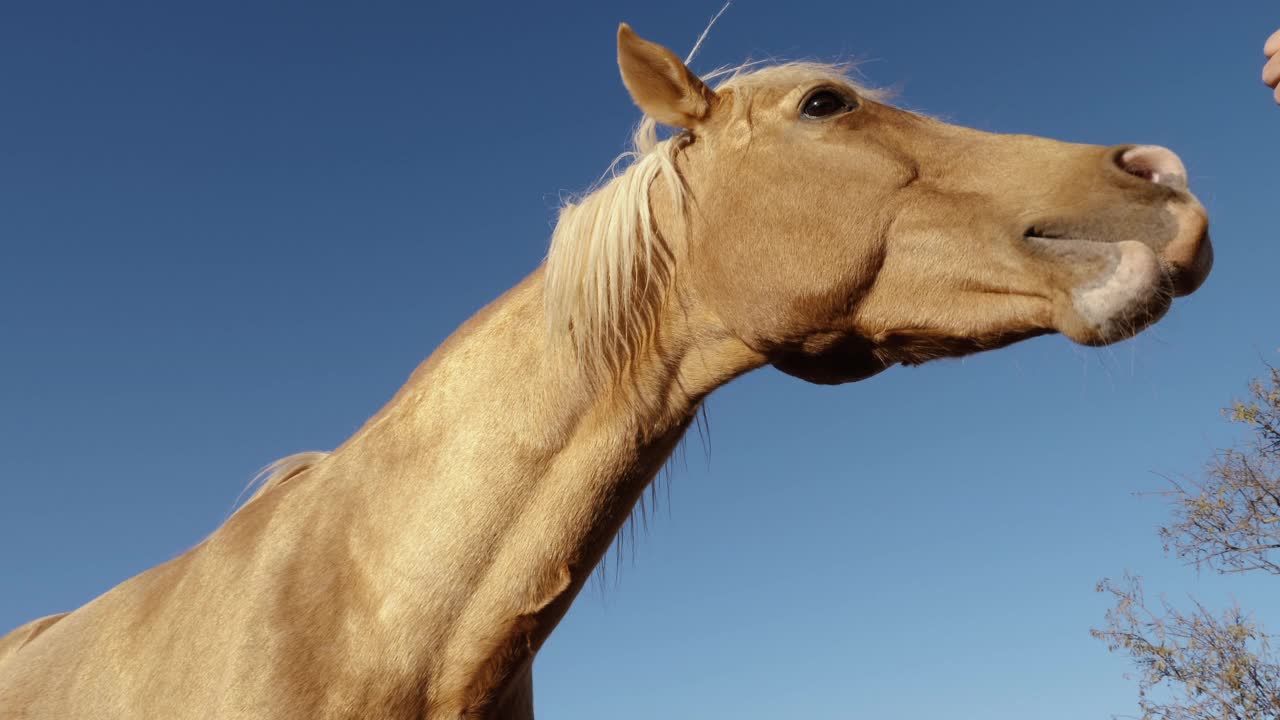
xmin=1021 ymin=199 xmax=1211 ymax=299
xmin=1021 ymin=224 xmax=1133 ymax=275
xmin=1023 ymin=225 xmax=1071 ymax=242
xmin=1022 ymin=224 xmax=1111 ymax=245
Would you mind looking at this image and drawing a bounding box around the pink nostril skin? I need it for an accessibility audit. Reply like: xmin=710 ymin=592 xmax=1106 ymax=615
xmin=1119 ymin=145 xmax=1188 ymax=192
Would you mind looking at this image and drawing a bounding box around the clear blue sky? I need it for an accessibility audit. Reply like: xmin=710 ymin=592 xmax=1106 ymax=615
xmin=2 ymin=2 xmax=1278 ymax=718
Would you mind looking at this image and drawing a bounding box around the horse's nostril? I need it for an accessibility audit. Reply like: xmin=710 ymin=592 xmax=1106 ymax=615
xmin=1118 ymin=145 xmax=1188 ymax=192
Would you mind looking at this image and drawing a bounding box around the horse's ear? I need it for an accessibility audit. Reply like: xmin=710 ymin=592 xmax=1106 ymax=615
xmin=617 ymin=23 xmax=717 ymax=129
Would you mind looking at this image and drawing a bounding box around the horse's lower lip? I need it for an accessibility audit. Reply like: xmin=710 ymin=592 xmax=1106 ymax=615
xmin=1025 ymin=234 xmax=1094 ymax=246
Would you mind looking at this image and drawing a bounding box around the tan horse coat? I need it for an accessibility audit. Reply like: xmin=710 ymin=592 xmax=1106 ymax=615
xmin=0 ymin=25 xmax=1211 ymax=719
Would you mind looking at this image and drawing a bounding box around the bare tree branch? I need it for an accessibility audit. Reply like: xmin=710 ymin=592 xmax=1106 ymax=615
xmin=1093 ymin=574 xmax=1280 ymax=720
xmin=1159 ymin=364 xmax=1280 ymax=576
xmin=1096 ymin=359 xmax=1280 ymax=719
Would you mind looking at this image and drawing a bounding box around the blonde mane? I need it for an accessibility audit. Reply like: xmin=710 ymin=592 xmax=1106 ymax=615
xmin=543 ymin=61 xmax=882 ymax=376
xmin=232 ymin=450 xmax=330 ymax=513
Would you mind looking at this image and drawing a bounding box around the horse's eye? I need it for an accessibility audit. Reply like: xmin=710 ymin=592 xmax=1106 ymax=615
xmin=801 ymin=89 xmax=853 ymax=119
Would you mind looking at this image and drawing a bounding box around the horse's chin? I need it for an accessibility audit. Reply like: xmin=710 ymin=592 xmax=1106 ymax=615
xmin=1045 ymin=239 xmax=1174 ymax=346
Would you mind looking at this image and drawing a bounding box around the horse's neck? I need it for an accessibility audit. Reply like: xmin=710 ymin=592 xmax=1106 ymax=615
xmin=312 ymin=269 xmax=758 ymax=713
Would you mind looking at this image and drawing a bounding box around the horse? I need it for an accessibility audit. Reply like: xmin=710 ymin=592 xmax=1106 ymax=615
xmin=0 ymin=23 xmax=1212 ymax=719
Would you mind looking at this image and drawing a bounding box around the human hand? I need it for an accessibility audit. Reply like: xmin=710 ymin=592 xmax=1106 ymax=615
xmin=1265 ymin=29 xmax=1280 ymax=104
